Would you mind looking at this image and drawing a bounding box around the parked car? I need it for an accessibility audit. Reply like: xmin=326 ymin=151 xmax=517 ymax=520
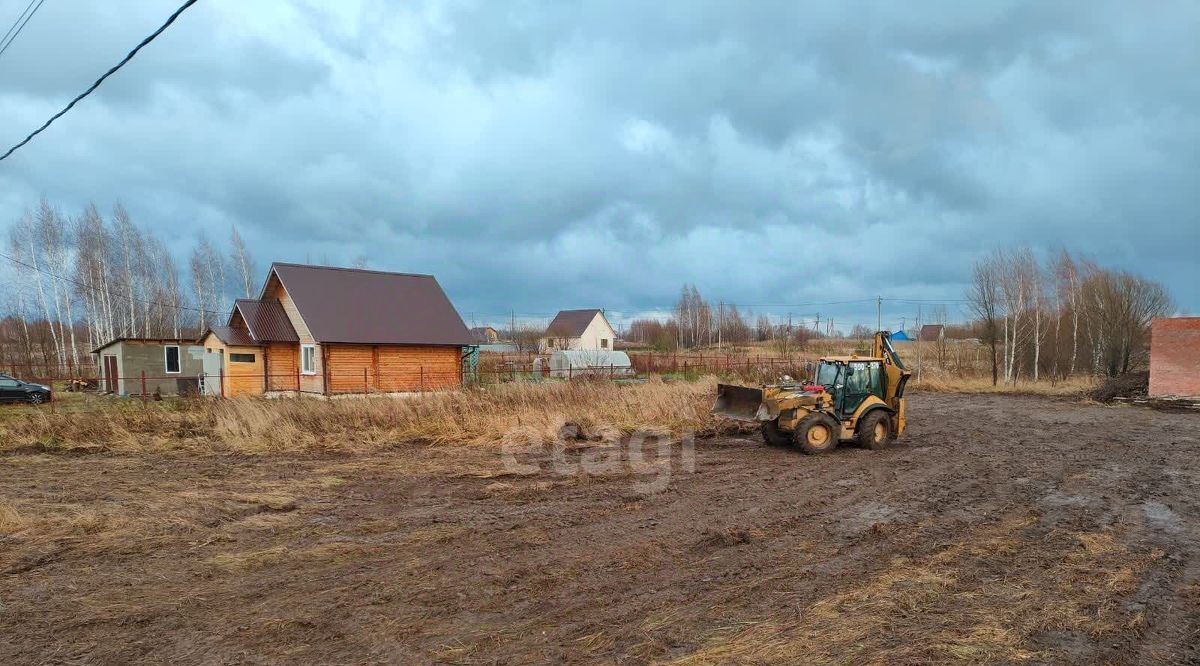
xmin=0 ymin=374 xmax=52 ymax=405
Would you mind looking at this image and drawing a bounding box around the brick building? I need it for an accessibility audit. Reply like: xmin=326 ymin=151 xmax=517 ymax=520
xmin=1149 ymin=317 xmax=1200 ymax=397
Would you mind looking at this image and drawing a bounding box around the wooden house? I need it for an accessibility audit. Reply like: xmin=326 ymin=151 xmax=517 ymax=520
xmin=200 ymin=263 xmax=473 ymax=397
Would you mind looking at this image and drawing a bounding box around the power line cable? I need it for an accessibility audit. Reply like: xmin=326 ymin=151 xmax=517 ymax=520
xmin=0 ymin=0 xmax=199 ymax=162
xmin=0 ymin=0 xmax=44 ymax=61
xmin=0 ymin=0 xmax=38 ymax=54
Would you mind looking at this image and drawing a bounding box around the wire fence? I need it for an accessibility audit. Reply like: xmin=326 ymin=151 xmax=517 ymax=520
xmin=2 ymin=352 xmax=819 ymax=414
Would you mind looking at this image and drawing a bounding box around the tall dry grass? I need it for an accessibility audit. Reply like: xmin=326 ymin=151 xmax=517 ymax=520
xmin=0 ymin=374 xmax=1098 ymax=455
xmin=0 ymin=377 xmax=728 ymax=454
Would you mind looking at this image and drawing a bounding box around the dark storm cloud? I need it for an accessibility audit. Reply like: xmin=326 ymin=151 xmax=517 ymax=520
xmin=1 ymin=0 xmax=1197 ymax=328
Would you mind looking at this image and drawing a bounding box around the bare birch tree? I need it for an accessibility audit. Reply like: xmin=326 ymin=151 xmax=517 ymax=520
xmin=230 ymin=225 xmax=255 ymax=298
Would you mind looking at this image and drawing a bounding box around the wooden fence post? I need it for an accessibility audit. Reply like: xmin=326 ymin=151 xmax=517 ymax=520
xmin=141 ymin=371 xmax=147 ymax=402
xmin=219 ymin=367 xmax=225 ymax=398
xmin=419 ymin=365 xmax=424 ymax=394
xmin=364 ymin=367 xmax=369 ymax=394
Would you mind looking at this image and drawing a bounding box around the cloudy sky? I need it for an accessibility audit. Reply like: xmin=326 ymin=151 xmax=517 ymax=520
xmin=1 ymin=0 xmax=1197 ymax=330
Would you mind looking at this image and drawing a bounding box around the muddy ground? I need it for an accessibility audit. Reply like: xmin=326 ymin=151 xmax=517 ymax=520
xmin=2 ymin=394 xmax=1200 ymax=664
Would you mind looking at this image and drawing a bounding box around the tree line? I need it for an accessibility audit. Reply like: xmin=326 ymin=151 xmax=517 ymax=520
xmin=967 ymin=248 xmax=1172 ymax=383
xmin=627 ymin=284 xmax=824 ymax=352
xmin=624 ymin=249 xmax=1174 ymax=385
xmin=1 ymin=199 xmax=258 ymax=373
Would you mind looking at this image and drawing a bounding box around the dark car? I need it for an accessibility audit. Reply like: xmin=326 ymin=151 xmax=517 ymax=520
xmin=0 ymin=374 xmax=52 ymax=405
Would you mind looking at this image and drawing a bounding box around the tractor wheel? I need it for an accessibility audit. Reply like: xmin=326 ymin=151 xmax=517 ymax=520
xmin=857 ymin=410 xmax=895 ymax=451
xmin=793 ymin=413 xmax=840 ymax=455
xmin=761 ymin=419 xmax=791 ymax=447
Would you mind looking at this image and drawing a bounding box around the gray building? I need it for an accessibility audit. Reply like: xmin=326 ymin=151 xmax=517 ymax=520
xmin=91 ymin=338 xmax=206 ymax=397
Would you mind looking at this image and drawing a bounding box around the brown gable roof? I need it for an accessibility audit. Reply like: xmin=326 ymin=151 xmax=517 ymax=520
xmin=265 ymin=263 xmax=472 ymax=346
xmin=545 ymin=309 xmax=603 ymax=337
xmin=205 ymin=325 xmax=260 ymax=347
xmin=231 ymin=299 xmax=299 ymax=343
xmin=919 ymin=324 xmax=945 ymax=342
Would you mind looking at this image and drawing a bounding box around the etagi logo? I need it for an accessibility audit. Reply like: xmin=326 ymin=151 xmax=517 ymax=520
xmin=499 ymin=423 xmax=697 ymax=495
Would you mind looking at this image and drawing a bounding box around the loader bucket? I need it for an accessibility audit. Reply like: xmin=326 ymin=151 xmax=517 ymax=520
xmin=712 ymin=384 xmax=767 ymax=422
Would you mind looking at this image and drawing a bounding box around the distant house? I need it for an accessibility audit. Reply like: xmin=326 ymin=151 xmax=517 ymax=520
xmin=539 ymin=309 xmax=616 ymax=353
xmin=470 ymin=326 xmax=499 ymax=344
xmin=91 ymin=338 xmax=205 ymax=397
xmin=200 ymin=263 xmax=473 ymax=397
xmin=919 ymin=324 xmax=945 ymax=343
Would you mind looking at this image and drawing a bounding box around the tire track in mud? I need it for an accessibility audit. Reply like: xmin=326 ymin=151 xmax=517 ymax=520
xmin=2 ymin=393 xmax=1199 ymax=664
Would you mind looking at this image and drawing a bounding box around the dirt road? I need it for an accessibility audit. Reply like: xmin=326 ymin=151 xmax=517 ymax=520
xmin=3 ymin=394 xmax=1199 ymax=664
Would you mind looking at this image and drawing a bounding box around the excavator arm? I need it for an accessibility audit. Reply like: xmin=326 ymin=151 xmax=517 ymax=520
xmin=872 ymin=330 xmax=906 ymax=371
xmin=872 ymin=331 xmax=911 ymax=434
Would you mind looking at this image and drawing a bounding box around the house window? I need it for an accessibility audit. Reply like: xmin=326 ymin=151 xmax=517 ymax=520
xmin=165 ymin=346 xmax=181 ymax=374
xmin=600 ymin=338 xmax=608 ymax=349
xmin=301 ymin=344 xmax=316 ymax=375
xmin=230 ymin=353 xmax=256 ymax=364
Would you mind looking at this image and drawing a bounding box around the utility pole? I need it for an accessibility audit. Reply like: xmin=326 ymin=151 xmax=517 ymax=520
xmin=815 ymin=312 xmax=820 ymax=338
xmin=876 ymin=296 xmax=882 ymax=332
xmin=916 ymin=305 xmax=923 ymax=383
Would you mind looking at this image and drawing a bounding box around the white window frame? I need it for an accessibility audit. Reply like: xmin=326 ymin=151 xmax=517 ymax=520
xmin=301 ymin=344 xmax=317 ymax=375
xmin=164 ymin=345 xmax=181 ymax=374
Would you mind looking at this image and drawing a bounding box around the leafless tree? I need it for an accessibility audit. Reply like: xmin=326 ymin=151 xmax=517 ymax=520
xmin=230 ymin=225 xmax=255 ymax=298
xmin=967 ymin=252 xmax=1003 ymax=385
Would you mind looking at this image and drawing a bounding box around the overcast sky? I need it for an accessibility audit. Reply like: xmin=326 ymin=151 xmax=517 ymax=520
xmin=1 ymin=0 xmax=1197 ymax=330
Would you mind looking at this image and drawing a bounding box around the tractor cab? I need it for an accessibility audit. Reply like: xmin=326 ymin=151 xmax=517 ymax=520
xmin=813 ymin=358 xmax=886 ymax=419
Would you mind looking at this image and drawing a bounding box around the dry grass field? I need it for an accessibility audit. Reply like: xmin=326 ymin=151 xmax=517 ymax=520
xmin=4 ymin=379 xmax=1197 ymax=663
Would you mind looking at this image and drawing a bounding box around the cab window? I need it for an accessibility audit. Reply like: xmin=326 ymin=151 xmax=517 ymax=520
xmin=847 ymin=361 xmax=883 ymax=396
xmin=816 ymin=362 xmax=841 ymax=387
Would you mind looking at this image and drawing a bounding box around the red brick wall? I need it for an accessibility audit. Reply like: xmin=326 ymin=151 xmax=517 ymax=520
xmin=1149 ymin=317 xmax=1200 ymax=397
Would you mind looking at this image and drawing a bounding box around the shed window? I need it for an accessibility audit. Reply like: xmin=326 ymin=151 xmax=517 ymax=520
xmin=600 ymin=338 xmax=608 ymax=349
xmin=301 ymin=344 xmax=316 ymax=375
xmin=164 ymin=346 xmax=181 ymax=374
xmin=230 ymin=353 xmax=256 ymax=364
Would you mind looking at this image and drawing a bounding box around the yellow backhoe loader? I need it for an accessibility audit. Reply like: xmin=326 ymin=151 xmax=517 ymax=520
xmin=712 ymin=331 xmax=911 ymax=454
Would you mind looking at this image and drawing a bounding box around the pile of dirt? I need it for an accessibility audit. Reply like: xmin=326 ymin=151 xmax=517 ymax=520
xmin=1091 ymin=371 xmax=1149 ymax=402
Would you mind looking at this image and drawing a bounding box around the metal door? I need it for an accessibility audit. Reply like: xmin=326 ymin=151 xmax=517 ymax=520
xmin=103 ymin=355 xmax=118 ymax=393
xmin=202 ymin=350 xmax=222 ymax=396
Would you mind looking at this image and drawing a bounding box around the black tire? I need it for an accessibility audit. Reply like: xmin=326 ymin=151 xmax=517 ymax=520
xmin=793 ymin=413 xmax=840 ymax=455
xmin=28 ymin=392 xmax=45 ymax=405
xmin=857 ymin=410 xmax=895 ymax=451
xmin=761 ymin=419 xmax=791 ymax=447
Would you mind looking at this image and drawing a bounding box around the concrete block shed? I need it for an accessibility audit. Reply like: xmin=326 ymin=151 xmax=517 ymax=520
xmin=1149 ymin=317 xmax=1200 ymax=397
xmin=91 ymin=338 xmax=205 ymax=397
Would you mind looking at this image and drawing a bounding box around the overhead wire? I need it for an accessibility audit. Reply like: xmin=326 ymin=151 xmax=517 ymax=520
xmin=0 ymin=0 xmax=44 ymax=61
xmin=0 ymin=0 xmax=199 ymax=161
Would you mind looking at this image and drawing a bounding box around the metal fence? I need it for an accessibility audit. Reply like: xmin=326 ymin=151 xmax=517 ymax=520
xmin=2 ymin=351 xmax=818 ymax=414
